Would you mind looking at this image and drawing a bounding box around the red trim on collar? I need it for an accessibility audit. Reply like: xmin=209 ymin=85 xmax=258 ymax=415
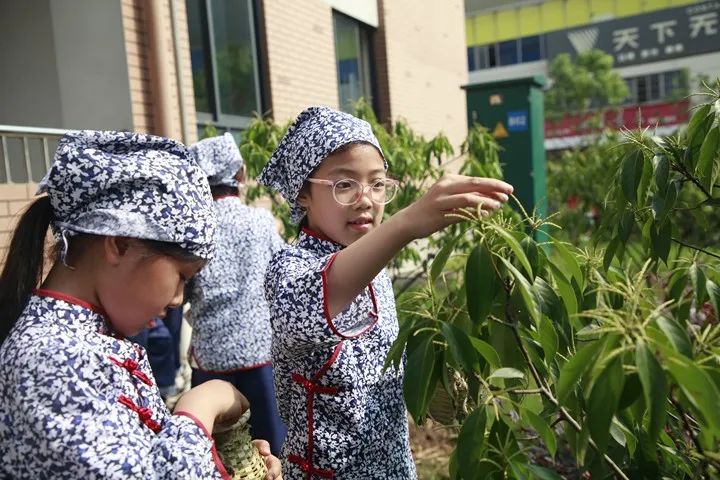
xmin=34 ymin=289 xmax=107 ymax=316
xmin=301 ymin=227 xmax=337 ymax=243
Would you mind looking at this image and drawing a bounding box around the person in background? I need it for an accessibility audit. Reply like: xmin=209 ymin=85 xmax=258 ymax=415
xmin=186 ymin=133 xmax=287 ymax=455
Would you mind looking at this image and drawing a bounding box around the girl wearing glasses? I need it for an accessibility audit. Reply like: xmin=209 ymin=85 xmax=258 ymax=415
xmin=258 ymin=106 xmax=513 ymax=478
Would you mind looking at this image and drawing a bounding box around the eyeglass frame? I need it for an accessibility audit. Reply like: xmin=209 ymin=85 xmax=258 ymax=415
xmin=305 ymin=177 xmax=400 ymax=205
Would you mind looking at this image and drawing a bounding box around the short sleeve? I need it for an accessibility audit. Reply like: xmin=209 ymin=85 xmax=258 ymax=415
xmin=264 ymin=248 xmax=378 ymax=352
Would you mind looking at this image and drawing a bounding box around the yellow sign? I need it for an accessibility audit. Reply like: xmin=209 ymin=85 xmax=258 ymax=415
xmin=492 ymin=121 xmax=509 ymax=139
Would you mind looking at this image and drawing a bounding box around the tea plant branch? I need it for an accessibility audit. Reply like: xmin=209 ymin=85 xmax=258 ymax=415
xmin=510 ymin=388 xmax=544 ymax=395
xmin=671 ymin=238 xmax=720 ymax=260
xmin=669 ymin=395 xmax=720 ymax=475
xmin=672 ymin=161 xmax=714 ymax=200
xmin=505 ymin=302 xmax=630 ymax=480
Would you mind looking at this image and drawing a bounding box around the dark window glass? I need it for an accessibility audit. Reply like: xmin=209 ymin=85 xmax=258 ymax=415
xmin=477 ymin=46 xmax=488 ymax=69
xmin=467 ymin=47 xmax=477 ymax=71
xmin=334 ymin=12 xmax=374 ymax=112
xmin=210 ymin=0 xmax=260 ymax=117
xmin=187 ymin=0 xmax=212 ymax=113
xmin=488 ymin=44 xmax=498 ymax=67
xmin=637 ymin=76 xmax=648 ymax=103
xmin=520 ymin=36 xmax=541 ymax=62
xmin=186 ymin=0 xmax=262 ymax=125
xmin=498 ymin=40 xmax=518 ymax=65
xmin=648 ymin=74 xmax=660 ymax=101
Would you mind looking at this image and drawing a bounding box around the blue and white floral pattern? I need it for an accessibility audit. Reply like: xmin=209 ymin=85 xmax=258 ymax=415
xmin=0 ymin=292 xmax=229 ymax=479
xmin=38 ymin=130 xmax=217 ymax=260
xmin=186 ymin=197 xmax=284 ymax=371
xmin=265 ymin=230 xmax=417 ymax=479
xmin=257 ymin=107 xmax=386 ymax=223
xmin=189 ymin=133 xmax=244 ymax=188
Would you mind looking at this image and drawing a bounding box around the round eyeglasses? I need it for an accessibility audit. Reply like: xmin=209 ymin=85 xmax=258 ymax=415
xmin=306 ymin=178 xmax=400 ymax=206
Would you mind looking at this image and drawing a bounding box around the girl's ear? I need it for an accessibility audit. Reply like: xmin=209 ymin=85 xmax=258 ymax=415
xmin=296 ymin=184 xmax=311 ymax=208
xmin=104 ymin=236 xmax=130 ymax=266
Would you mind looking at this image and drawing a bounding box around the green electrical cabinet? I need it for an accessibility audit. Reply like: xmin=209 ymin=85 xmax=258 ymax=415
xmin=464 ymin=76 xmax=547 ymax=219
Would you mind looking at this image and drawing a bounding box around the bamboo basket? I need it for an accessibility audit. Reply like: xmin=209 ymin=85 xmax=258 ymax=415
xmin=213 ymin=412 xmax=267 ymax=480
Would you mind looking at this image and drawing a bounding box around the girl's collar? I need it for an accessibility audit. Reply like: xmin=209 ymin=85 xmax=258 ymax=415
xmin=299 ymin=227 xmax=345 ymax=253
xmin=33 ymin=289 xmax=122 ymax=337
xmin=34 ymin=288 xmax=106 ymax=316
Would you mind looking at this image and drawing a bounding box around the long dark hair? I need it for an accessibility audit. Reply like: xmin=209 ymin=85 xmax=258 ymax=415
xmin=0 ymin=198 xmax=202 ymax=343
xmin=0 ymin=196 xmax=55 ymax=342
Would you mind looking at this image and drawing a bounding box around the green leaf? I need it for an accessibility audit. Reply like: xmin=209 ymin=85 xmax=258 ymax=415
xmin=707 ymin=280 xmax=720 ymax=324
xmin=587 ymin=357 xmax=625 ymax=452
xmin=521 ymin=236 xmax=542 ymax=278
xmin=488 ymin=367 xmax=525 ymax=380
xmin=490 ymin=225 xmax=533 ymax=278
xmin=499 ymin=257 xmax=541 ymax=325
xmin=636 ymin=341 xmax=668 ymax=443
xmin=653 ymin=179 xmax=678 ymax=224
xmin=618 ymin=210 xmax=635 ymax=242
xmin=653 ymin=154 xmax=670 ymax=194
xmin=618 ymin=372 xmax=642 ymax=410
xmin=557 ymin=339 xmax=606 ymax=405
xmin=538 ymin=315 xmax=559 ymax=363
xmin=469 ymin=337 xmax=501 ymax=369
xmin=655 ymin=316 xmax=693 ymax=358
xmin=666 ymin=352 xmax=720 ymax=431
xmin=526 ymin=465 xmax=563 ymax=480
xmin=637 ymin=152 xmax=654 ymax=206
xmin=688 ymin=104 xmax=714 ymax=166
xmin=403 ymin=333 xmax=438 ymax=423
xmin=440 ymin=323 xmax=480 ymax=373
xmin=697 ymin=125 xmax=719 ymax=194
xmin=533 ymin=277 xmax=563 ymax=320
xmin=550 ymin=238 xmax=583 ymax=289
xmin=603 ymin=236 xmax=620 ymax=272
xmin=465 ymin=244 xmax=497 ymax=325
xmin=549 ymin=263 xmax=578 ymax=319
xmin=430 ymin=234 xmax=459 ymax=281
xmin=621 ymin=149 xmax=645 ymax=205
xmin=650 ymin=220 xmax=672 ymax=263
xmin=690 ymin=263 xmax=708 ymax=305
xmin=523 ymin=408 xmax=557 ymax=458
xmin=456 ymin=406 xmax=487 ymax=479
xmin=383 ymin=318 xmax=417 ymax=372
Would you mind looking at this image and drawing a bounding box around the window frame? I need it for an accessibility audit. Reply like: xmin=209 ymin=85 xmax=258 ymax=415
xmin=189 ymin=0 xmax=267 ymax=130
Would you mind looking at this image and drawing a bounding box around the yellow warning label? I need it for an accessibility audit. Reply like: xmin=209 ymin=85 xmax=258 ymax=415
xmin=493 ymin=121 xmax=509 ymax=139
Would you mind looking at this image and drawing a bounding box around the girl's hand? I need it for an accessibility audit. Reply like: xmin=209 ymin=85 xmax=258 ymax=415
xmin=252 ymin=440 xmax=283 ymax=480
xmin=397 ymin=174 xmax=514 ymax=240
xmin=173 ymin=379 xmax=249 ymax=432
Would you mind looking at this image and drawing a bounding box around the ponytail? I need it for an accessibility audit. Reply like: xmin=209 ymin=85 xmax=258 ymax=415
xmin=0 ymin=196 xmax=54 ymax=342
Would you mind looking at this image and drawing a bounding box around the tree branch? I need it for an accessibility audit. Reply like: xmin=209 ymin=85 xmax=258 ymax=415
xmin=671 ymin=238 xmax=720 ymax=260
xmin=506 ymin=308 xmax=630 ymax=480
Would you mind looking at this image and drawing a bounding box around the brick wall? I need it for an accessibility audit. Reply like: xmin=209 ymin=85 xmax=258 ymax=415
xmin=0 ymin=183 xmax=37 ymax=264
xmin=377 ymin=0 xmax=468 ymax=150
xmin=121 ymin=0 xmax=198 ymax=143
xmin=262 ymin=0 xmax=339 ymax=123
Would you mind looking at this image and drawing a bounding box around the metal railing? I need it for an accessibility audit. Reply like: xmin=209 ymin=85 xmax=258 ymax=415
xmin=0 ymin=125 xmax=69 ymax=184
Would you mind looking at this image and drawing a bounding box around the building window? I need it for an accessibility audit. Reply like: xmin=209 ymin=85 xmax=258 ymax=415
xmin=498 ymin=39 xmax=519 ymax=66
xmin=468 ymin=36 xmax=545 ymax=72
xmin=487 ymin=44 xmax=498 ymax=68
xmin=333 ymin=12 xmax=375 ymax=113
xmin=520 ymin=36 xmax=542 ymax=62
xmin=467 ymin=47 xmax=477 ymax=71
xmin=187 ymin=0 xmax=263 ymax=129
xmin=622 ymin=70 xmax=688 ymax=105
